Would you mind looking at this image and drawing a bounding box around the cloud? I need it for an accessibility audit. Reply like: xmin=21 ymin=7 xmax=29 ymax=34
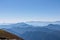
xmin=0 ymin=18 xmax=21 ymax=23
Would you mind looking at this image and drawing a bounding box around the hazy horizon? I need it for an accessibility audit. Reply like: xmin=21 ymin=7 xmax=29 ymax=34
xmin=0 ymin=0 xmax=60 ymax=23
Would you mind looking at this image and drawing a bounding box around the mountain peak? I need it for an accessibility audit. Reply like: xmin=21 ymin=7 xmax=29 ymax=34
xmin=16 ymin=22 xmax=28 ymax=25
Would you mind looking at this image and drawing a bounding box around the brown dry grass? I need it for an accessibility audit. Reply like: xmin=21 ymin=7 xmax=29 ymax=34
xmin=0 ymin=29 xmax=23 ymax=40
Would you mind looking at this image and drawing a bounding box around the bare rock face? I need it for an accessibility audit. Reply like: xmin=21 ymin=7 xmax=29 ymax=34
xmin=0 ymin=29 xmax=24 ymax=40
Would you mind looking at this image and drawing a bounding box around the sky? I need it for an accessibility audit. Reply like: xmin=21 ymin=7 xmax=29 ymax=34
xmin=0 ymin=0 xmax=60 ymax=23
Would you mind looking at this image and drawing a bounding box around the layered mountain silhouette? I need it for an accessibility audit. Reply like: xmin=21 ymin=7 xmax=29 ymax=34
xmin=46 ymin=24 xmax=60 ymax=30
xmin=0 ymin=22 xmax=60 ymax=40
xmin=26 ymin=21 xmax=60 ymax=26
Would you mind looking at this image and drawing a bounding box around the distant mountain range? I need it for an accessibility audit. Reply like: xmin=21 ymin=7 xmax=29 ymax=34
xmin=3 ymin=23 xmax=60 ymax=40
xmin=0 ymin=22 xmax=33 ymax=29
xmin=0 ymin=21 xmax=60 ymax=27
xmin=0 ymin=21 xmax=60 ymax=40
xmin=26 ymin=21 xmax=60 ymax=26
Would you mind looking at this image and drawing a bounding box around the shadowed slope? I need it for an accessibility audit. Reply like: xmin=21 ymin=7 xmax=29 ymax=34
xmin=0 ymin=29 xmax=23 ymax=40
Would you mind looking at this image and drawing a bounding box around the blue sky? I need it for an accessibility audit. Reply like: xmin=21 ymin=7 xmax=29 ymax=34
xmin=0 ymin=0 xmax=60 ymax=23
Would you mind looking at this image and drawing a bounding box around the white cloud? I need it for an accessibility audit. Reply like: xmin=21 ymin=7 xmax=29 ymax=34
xmin=0 ymin=18 xmax=21 ymax=23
